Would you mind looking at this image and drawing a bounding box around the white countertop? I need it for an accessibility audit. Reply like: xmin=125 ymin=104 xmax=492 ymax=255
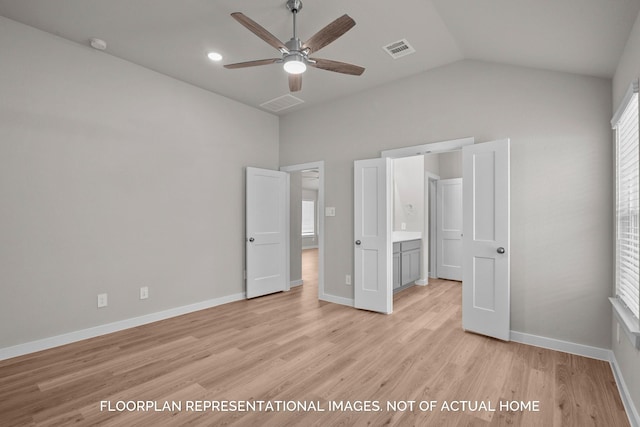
xmin=392 ymin=231 xmax=422 ymax=242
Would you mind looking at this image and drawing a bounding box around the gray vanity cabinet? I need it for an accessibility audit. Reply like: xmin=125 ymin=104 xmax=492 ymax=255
xmin=393 ymin=239 xmax=421 ymax=292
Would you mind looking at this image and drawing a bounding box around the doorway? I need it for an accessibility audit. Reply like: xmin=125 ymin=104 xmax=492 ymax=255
xmin=300 ymin=169 xmax=319 ymax=292
xmin=356 ymin=137 xmax=510 ymax=341
xmin=280 ymin=161 xmax=325 ymax=301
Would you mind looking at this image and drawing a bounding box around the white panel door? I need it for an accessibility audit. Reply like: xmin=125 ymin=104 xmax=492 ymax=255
xmin=354 ymin=158 xmax=393 ymax=314
xmin=246 ymin=167 xmax=289 ymax=299
xmin=462 ymin=139 xmax=510 ymax=341
xmin=437 ymin=178 xmax=463 ymax=281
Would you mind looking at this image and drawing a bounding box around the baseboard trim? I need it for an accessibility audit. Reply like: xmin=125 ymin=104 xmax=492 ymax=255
xmin=0 ymin=292 xmax=246 ymax=361
xmin=510 ymin=330 xmax=639 ymax=426
xmin=510 ymin=330 xmax=610 ymax=361
xmin=415 ymin=278 xmax=429 ymax=286
xmin=609 ymin=351 xmax=640 ymax=427
xmin=319 ymin=292 xmax=354 ymax=307
xmin=290 ymin=279 xmax=304 ymax=287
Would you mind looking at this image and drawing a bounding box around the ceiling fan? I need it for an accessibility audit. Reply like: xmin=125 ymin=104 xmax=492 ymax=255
xmin=224 ymin=0 xmax=365 ymax=92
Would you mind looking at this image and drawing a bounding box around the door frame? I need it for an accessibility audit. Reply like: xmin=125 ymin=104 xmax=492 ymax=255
xmin=425 ymin=172 xmax=440 ymax=279
xmin=280 ymin=161 xmax=325 ymax=302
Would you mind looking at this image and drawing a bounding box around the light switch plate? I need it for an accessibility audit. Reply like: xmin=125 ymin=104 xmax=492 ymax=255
xmin=325 ymin=207 xmax=336 ymax=217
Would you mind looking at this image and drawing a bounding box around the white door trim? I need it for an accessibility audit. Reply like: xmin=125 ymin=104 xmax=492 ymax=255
xmin=416 ymin=171 xmax=440 ymax=284
xmin=280 ymin=161 xmax=325 ymax=302
xmin=380 ymin=137 xmax=474 ymax=159
xmin=427 ymin=174 xmax=439 ymax=279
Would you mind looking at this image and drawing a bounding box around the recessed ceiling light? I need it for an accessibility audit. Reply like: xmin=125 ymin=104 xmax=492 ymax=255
xmin=207 ymin=52 xmax=223 ymax=61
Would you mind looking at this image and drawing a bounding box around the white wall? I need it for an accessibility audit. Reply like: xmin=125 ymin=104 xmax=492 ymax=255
xmin=612 ymin=8 xmax=640 ymax=418
xmin=280 ymin=59 xmax=613 ymax=349
xmin=393 ymin=156 xmax=424 ymax=232
xmin=0 ymin=17 xmax=279 ymax=349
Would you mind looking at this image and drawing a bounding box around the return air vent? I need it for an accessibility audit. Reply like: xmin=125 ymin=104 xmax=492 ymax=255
xmin=383 ymin=39 xmax=416 ymax=59
xmin=260 ymin=94 xmax=304 ymax=113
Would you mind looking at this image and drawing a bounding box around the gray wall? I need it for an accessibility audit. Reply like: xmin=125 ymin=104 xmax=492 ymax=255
xmin=612 ymin=8 xmax=640 ymax=416
xmin=424 ymin=153 xmax=440 ymax=177
xmin=0 ymin=17 xmax=279 ymax=348
xmin=438 ymin=151 xmax=462 ymax=179
xmin=280 ymin=59 xmax=613 ymax=349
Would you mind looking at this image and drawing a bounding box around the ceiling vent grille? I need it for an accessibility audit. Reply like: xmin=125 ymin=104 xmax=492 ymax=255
xmin=383 ymin=39 xmax=416 ymax=59
xmin=260 ymin=94 xmax=304 ymax=112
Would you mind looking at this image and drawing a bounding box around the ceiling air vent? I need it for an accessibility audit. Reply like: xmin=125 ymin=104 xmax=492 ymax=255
xmin=383 ymin=39 xmax=416 ymax=59
xmin=260 ymin=94 xmax=304 ymax=113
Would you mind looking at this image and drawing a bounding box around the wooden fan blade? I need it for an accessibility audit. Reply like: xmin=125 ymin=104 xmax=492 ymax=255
xmin=289 ymin=74 xmax=302 ymax=92
xmin=309 ymin=58 xmax=365 ymax=76
xmin=231 ymin=12 xmax=288 ymax=52
xmin=224 ymin=58 xmax=280 ymax=69
xmin=303 ymin=14 xmax=355 ymax=53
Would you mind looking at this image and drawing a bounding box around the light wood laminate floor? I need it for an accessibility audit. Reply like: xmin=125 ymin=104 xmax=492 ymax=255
xmin=0 ymin=249 xmax=629 ymax=426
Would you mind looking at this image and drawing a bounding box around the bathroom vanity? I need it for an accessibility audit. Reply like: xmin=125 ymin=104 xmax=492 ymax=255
xmin=392 ymin=232 xmax=422 ymax=292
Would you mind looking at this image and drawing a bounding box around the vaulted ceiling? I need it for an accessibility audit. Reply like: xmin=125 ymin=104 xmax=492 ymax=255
xmin=1 ymin=0 xmax=638 ymax=114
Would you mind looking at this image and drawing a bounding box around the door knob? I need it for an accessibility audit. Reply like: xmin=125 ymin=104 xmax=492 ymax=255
xmin=497 ymin=247 xmax=505 ymax=254
xmin=355 ymin=240 xmax=361 ymax=245
xmin=249 ymin=237 xmax=255 ymax=242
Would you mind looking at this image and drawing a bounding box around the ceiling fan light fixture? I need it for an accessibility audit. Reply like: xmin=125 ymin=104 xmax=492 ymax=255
xmin=283 ymin=54 xmax=307 ymax=74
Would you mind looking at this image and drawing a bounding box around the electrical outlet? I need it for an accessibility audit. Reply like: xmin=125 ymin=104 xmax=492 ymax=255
xmin=401 ymin=222 xmax=407 ymax=230
xmin=97 ymin=293 xmax=108 ymax=308
xmin=140 ymin=286 xmax=149 ymax=300
xmin=345 ymin=274 xmax=351 ymax=285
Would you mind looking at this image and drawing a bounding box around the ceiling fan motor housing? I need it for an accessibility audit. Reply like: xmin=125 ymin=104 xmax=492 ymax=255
xmin=285 ymin=37 xmax=304 ymax=52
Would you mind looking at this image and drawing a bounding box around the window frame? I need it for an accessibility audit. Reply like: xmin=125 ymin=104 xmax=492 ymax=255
xmin=611 ymin=79 xmax=640 ymax=349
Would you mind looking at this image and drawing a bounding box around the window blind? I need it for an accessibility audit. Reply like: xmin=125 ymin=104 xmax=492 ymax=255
xmin=614 ymin=84 xmax=640 ymax=320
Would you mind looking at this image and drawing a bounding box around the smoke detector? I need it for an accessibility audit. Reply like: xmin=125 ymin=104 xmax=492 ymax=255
xmin=90 ymin=38 xmax=107 ymax=51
